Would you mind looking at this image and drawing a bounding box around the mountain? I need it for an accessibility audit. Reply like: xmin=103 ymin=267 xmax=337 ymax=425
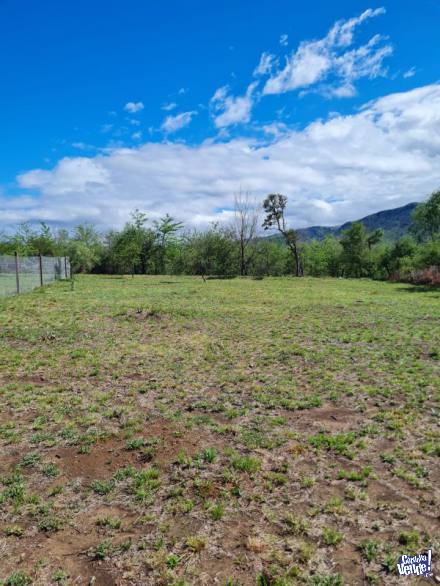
xmin=295 ymin=202 xmax=418 ymax=242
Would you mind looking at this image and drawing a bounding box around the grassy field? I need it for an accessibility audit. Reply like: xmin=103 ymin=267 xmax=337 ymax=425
xmin=0 ymin=275 xmax=439 ymax=586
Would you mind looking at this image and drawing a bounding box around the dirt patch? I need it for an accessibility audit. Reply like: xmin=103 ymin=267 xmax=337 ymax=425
xmin=332 ymin=542 xmax=364 ymax=585
xmin=289 ymin=405 xmax=362 ymax=433
xmin=48 ymin=441 xmax=138 ymax=482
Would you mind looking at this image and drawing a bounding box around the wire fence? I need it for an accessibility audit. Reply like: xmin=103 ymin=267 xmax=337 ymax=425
xmin=0 ymin=254 xmax=71 ymax=298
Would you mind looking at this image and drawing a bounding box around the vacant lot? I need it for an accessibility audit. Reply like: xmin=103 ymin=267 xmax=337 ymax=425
xmin=0 ymin=275 xmax=439 ymax=585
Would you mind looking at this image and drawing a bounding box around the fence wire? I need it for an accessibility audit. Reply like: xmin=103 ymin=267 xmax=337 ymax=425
xmin=0 ymin=255 xmax=70 ymax=297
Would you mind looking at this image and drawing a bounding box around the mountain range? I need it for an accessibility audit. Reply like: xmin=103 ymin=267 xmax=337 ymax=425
xmin=295 ymin=202 xmax=418 ymax=242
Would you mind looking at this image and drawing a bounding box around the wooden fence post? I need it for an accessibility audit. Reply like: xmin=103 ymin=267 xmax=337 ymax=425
xmin=64 ymin=257 xmax=68 ymax=279
xmin=14 ymin=251 xmax=20 ymax=294
xmin=39 ymin=254 xmax=43 ymax=286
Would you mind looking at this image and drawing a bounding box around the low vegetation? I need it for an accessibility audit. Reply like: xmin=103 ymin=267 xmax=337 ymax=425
xmin=1 ymin=190 xmax=439 ymax=285
xmin=0 ymin=275 xmax=439 ymax=584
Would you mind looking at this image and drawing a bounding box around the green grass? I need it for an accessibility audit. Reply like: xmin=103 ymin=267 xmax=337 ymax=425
xmin=0 ymin=275 xmax=439 ymax=585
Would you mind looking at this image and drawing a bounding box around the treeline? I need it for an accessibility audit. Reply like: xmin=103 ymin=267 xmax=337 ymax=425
xmin=0 ymin=190 xmax=439 ymax=283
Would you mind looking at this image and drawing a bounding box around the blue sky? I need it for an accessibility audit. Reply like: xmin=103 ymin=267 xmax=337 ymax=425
xmin=1 ymin=0 xmax=440 ymax=230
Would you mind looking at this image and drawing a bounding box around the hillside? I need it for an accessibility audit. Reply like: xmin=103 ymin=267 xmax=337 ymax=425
xmin=296 ymin=202 xmax=418 ymax=242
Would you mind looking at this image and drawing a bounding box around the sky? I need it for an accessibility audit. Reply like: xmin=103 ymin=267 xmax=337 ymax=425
xmin=1 ymin=0 xmax=440 ymax=232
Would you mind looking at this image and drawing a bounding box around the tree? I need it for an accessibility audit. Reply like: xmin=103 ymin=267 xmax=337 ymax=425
xmin=233 ymin=189 xmax=259 ymax=276
xmin=378 ymin=235 xmax=418 ymax=278
xmin=108 ymin=211 xmax=153 ymax=276
xmin=24 ymin=223 xmax=57 ymax=255
xmin=340 ymin=222 xmax=368 ymax=278
xmin=69 ymin=224 xmax=103 ymax=273
xmin=366 ymin=228 xmax=383 ymax=250
xmin=153 ymin=214 xmax=184 ymax=274
xmin=262 ymin=194 xmax=303 ymax=276
xmin=182 ymin=224 xmax=237 ymax=277
xmin=412 ymin=189 xmax=440 ymax=240
xmin=302 ymin=236 xmax=343 ymax=277
xmin=248 ymin=240 xmax=291 ymax=276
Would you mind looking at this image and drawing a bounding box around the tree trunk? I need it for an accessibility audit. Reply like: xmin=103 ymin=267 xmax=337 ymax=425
xmin=240 ymin=240 xmax=245 ymax=276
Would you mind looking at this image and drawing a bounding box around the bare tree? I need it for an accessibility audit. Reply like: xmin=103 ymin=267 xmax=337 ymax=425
xmin=262 ymin=193 xmax=303 ymax=277
xmin=234 ymin=189 xmax=259 ymax=276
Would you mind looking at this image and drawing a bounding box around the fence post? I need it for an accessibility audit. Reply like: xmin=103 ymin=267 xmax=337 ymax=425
xmin=14 ymin=251 xmax=20 ymax=294
xmin=64 ymin=257 xmax=68 ymax=279
xmin=39 ymin=254 xmax=43 ymax=286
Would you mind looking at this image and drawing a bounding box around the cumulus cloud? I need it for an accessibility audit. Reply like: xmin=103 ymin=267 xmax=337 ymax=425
xmin=124 ymin=101 xmax=144 ymax=113
xmin=262 ymin=7 xmax=391 ymax=96
xmin=210 ymin=82 xmax=258 ymax=128
xmin=1 ymin=84 xmax=439 ymax=232
xmin=279 ymin=34 xmax=288 ymax=47
xmin=161 ymin=111 xmax=197 ymax=133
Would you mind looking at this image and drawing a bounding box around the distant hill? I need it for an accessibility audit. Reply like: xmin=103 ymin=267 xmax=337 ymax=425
xmin=295 ymin=202 xmax=418 ymax=242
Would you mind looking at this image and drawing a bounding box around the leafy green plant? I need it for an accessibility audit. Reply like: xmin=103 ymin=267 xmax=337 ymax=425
xmin=359 ymin=539 xmax=381 ymax=562
xmin=91 ymin=479 xmax=114 ymax=495
xmin=3 ymin=572 xmax=32 ymax=586
xmin=231 ymin=454 xmax=261 ymax=473
xmin=322 ymin=527 xmax=343 ymax=546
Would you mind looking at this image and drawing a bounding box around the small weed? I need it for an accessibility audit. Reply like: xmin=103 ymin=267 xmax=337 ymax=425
xmin=398 ymin=530 xmax=420 ymax=549
xmin=96 ymin=516 xmax=122 ymax=529
xmin=322 ymin=527 xmax=343 ymax=546
xmin=91 ymin=479 xmax=114 ymax=495
xmin=231 ymin=454 xmax=261 ymax=473
xmin=89 ymin=539 xmax=114 ymax=560
xmin=186 ymin=535 xmax=206 ymax=552
xmin=202 ymin=447 xmax=217 ymax=463
xmin=52 ymin=569 xmax=69 ymax=582
xmin=338 ymin=467 xmax=371 ymax=481
xmin=3 ymin=525 xmax=24 ymax=537
xmin=309 ymin=432 xmax=356 ymax=459
xmin=166 ymin=553 xmax=179 ymax=568
xmin=126 ymin=437 xmax=145 ymax=450
xmin=3 ymin=572 xmax=32 ymax=586
xmin=300 ymin=475 xmax=316 ymax=488
xmin=308 ymin=575 xmax=344 ymax=586
xmin=38 ymin=516 xmax=63 ymax=533
xmin=283 ymin=513 xmax=309 ymax=536
xmin=359 ymin=539 xmax=381 ymax=562
xmin=19 ymin=453 xmax=41 ymax=468
xmin=209 ymin=501 xmax=224 ymax=521
xmin=42 ymin=463 xmax=59 ymax=478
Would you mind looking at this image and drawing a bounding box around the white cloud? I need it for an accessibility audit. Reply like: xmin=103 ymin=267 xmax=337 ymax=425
xmin=162 ymin=102 xmax=177 ymax=111
xmin=279 ymin=34 xmax=288 ymax=47
xmin=263 ymin=7 xmax=391 ymax=96
xmin=72 ymin=142 xmax=96 ymax=151
xmin=403 ymin=66 xmax=416 ymax=79
xmin=254 ymin=53 xmax=277 ymax=76
xmin=161 ymin=111 xmax=197 ymax=133
xmin=2 ymin=84 xmax=440 ymax=231
xmin=131 ymin=132 xmax=142 ymax=140
xmin=261 ymin=122 xmax=288 ymax=137
xmin=124 ymin=101 xmax=144 ymax=113
xmin=210 ymin=82 xmax=258 ymax=128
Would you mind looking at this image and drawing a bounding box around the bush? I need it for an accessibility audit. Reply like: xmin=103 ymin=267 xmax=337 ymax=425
xmin=390 ymin=266 xmax=440 ymax=286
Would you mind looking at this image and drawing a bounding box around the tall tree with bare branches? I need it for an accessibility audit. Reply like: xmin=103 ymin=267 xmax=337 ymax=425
xmin=234 ymin=189 xmax=259 ymax=276
xmin=262 ymin=193 xmax=303 ymax=277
